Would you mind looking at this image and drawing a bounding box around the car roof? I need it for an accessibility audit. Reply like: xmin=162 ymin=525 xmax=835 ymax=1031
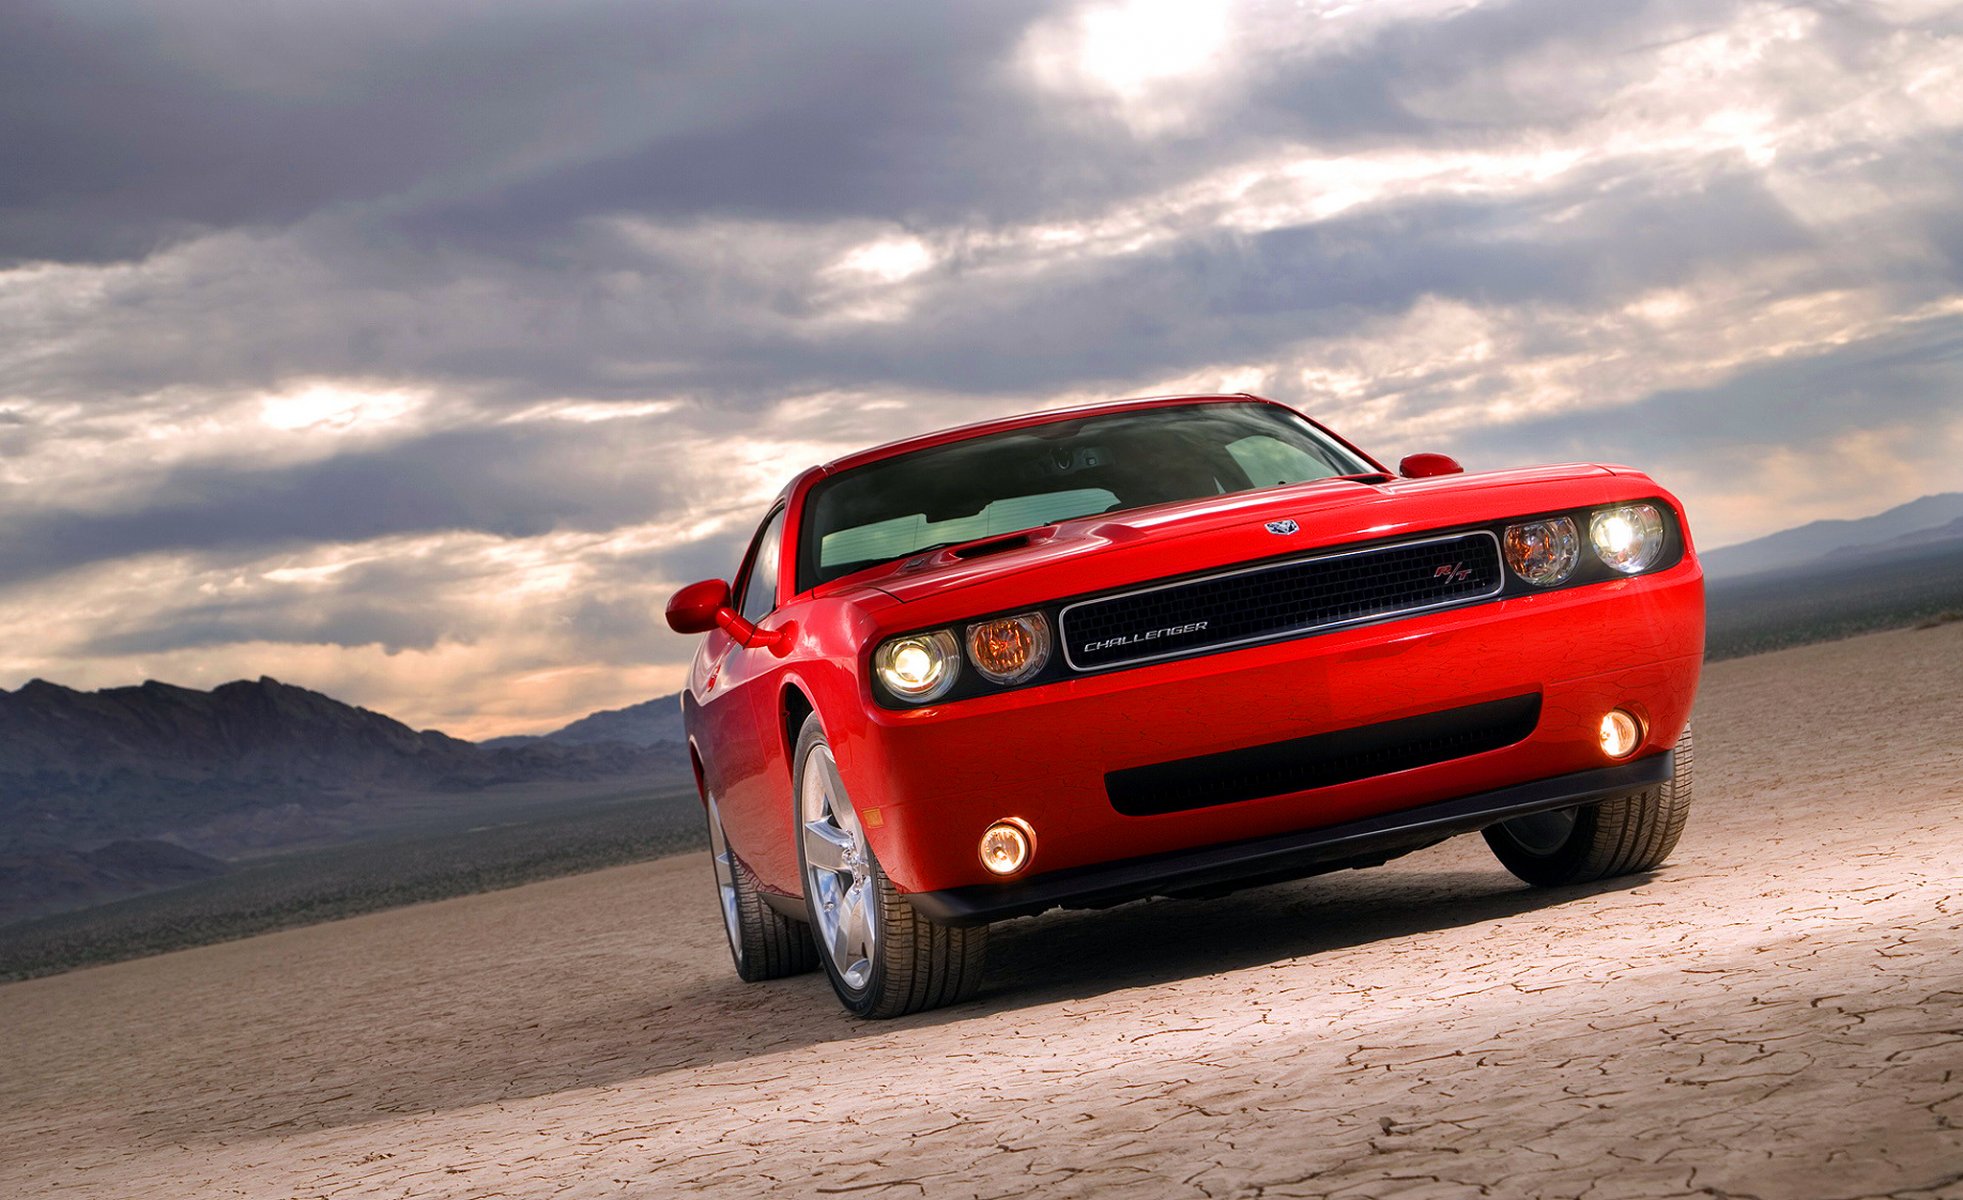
xmin=813 ymin=392 xmax=1280 ymax=477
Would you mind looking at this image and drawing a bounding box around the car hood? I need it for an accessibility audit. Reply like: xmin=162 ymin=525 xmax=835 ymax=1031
xmin=831 ymin=463 xmax=1635 ymax=613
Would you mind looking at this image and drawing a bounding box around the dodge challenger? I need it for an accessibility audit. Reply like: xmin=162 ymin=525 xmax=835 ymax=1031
xmin=666 ymin=394 xmax=1702 ymax=1017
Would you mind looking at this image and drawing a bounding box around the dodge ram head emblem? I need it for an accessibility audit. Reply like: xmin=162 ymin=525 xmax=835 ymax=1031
xmin=1265 ymin=519 xmax=1299 ymax=535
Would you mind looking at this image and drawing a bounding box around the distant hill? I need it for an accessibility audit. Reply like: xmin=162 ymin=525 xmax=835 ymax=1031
xmin=1844 ymin=514 xmax=1963 ymax=559
xmin=484 ymin=692 xmax=684 ymax=749
xmin=0 ymin=840 xmax=230 ymax=923
xmin=1706 ymin=534 xmax=1963 ymax=659
xmin=0 ymin=676 xmax=688 ymax=856
xmin=1701 ymin=493 xmax=1963 ymax=577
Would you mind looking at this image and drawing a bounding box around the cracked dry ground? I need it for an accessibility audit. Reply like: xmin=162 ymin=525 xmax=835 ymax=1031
xmin=4 ymin=624 xmax=1962 ymax=1200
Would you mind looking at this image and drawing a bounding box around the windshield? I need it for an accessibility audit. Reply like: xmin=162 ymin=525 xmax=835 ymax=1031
xmin=797 ymin=402 xmax=1375 ymax=590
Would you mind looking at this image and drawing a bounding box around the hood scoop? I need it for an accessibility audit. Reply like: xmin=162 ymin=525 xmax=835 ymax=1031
xmin=899 ymin=529 xmax=1047 ymax=574
xmin=952 ymin=531 xmax=1037 ymax=559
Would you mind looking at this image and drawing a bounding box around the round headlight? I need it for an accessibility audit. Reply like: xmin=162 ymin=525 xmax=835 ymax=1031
xmin=874 ymin=630 xmax=959 ymax=702
xmin=966 ymin=613 xmax=1051 ymax=685
xmin=1502 ymin=517 xmax=1581 ymax=588
xmin=1590 ymin=504 xmax=1666 ymax=575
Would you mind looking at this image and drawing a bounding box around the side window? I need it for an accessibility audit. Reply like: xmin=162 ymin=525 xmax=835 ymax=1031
xmin=734 ymin=508 xmax=787 ymax=625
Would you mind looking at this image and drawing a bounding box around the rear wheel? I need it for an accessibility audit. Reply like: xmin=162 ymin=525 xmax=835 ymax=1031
xmin=1484 ymin=724 xmax=1694 ymax=886
xmin=706 ymin=791 xmax=817 ymax=981
xmin=792 ymin=714 xmax=988 ymax=1018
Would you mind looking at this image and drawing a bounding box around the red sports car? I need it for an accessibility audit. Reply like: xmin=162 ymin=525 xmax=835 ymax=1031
xmin=666 ymin=394 xmax=1701 ymax=1017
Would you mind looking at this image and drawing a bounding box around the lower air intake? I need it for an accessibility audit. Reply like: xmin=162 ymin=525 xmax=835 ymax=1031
xmin=1107 ymin=694 xmax=1543 ymax=817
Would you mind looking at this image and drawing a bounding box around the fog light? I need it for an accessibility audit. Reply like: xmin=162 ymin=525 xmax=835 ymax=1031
xmin=979 ymin=818 xmax=1035 ymax=876
xmin=1599 ymin=709 xmax=1642 ymax=759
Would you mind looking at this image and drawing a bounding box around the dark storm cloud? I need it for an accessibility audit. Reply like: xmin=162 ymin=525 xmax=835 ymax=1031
xmin=2 ymin=0 xmax=1774 ymax=266
xmin=0 ymin=419 xmax=697 ymax=586
xmin=739 ymin=166 xmax=1827 ymax=401
xmin=10 ymin=0 xmax=1939 ymax=427
xmin=643 ymin=527 xmax=756 ymax=591
xmin=1453 ymin=317 xmax=1963 ymax=470
xmin=1239 ymin=0 xmax=1743 ymax=141
xmin=70 ymin=521 xmax=695 ymax=666
xmin=81 ymin=592 xmax=452 ymax=657
xmin=1 ymin=153 xmax=1845 ymax=419
xmin=0 ymin=0 xmax=1059 ymax=263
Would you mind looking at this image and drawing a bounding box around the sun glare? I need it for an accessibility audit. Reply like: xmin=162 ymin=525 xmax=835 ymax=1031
xmin=832 ymin=236 xmax=936 ymax=284
xmin=259 ymin=384 xmax=421 ymax=432
xmin=1022 ymin=0 xmax=1232 ymax=132
xmin=1073 ymin=0 xmax=1229 ymax=100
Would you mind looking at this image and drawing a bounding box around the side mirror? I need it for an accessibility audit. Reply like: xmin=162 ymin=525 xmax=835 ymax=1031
xmin=665 ymin=579 xmax=730 ymax=634
xmin=664 ymin=578 xmax=794 ymax=655
xmin=1398 ymin=452 xmax=1464 ymax=479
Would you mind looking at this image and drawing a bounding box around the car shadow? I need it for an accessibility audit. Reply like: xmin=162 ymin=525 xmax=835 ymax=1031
xmin=143 ymin=861 xmax=1656 ymax=1142
xmin=596 ymin=868 xmax=1602 ymax=1093
xmin=970 ymin=866 xmax=1651 ymax=1013
xmin=676 ymin=862 xmax=1657 ymax=1052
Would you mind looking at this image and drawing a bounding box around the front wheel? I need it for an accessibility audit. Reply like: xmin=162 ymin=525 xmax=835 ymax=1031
xmin=1484 ymin=724 xmax=1694 ymax=887
xmin=792 ymin=714 xmax=988 ymax=1018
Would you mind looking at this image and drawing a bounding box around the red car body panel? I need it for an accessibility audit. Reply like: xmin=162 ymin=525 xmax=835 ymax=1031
xmin=680 ymin=395 xmax=1704 ymax=911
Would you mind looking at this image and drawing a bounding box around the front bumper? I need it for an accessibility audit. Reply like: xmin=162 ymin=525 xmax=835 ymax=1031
xmin=832 ymin=557 xmax=1702 ymax=896
xmin=907 ymin=751 xmax=1675 ymax=924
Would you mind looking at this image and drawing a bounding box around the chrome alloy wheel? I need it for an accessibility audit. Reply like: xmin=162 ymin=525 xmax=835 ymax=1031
xmin=799 ymin=742 xmax=877 ymax=991
xmin=1497 ymin=806 xmax=1579 ymax=856
xmin=705 ymin=793 xmax=744 ymax=961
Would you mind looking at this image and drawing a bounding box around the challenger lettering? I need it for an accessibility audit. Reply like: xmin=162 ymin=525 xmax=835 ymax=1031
xmin=1083 ymin=620 xmax=1209 ymax=655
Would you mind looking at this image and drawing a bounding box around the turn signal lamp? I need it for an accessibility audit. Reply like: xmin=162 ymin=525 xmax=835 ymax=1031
xmin=967 ymin=614 xmax=1052 ymax=684
xmin=1502 ymin=517 xmax=1581 ymax=588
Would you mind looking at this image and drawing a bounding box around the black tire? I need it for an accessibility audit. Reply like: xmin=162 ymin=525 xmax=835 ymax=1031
xmin=792 ymin=714 xmax=988 ymax=1018
xmin=1484 ymin=724 xmax=1694 ymax=887
xmin=706 ymin=791 xmax=818 ymax=982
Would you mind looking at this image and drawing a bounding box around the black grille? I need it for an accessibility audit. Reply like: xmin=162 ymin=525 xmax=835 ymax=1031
xmin=1107 ymin=694 xmax=1542 ymax=817
xmin=1062 ymin=531 xmax=1503 ymax=671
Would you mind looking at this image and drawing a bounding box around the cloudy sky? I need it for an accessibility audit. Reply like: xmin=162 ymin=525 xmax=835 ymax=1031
xmin=3 ymin=0 xmax=1961 ymax=737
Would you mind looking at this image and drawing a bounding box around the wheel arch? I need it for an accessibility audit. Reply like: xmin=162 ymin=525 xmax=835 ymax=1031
xmin=781 ymin=682 xmax=816 ymax=770
xmin=771 ymin=660 xmax=912 ymax=894
xmin=687 ymin=739 xmax=710 ymax=809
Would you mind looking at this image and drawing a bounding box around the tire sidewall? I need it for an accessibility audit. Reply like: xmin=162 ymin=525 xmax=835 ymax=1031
xmin=792 ymin=714 xmax=888 ymax=1016
xmin=703 ymin=794 xmax=750 ymax=977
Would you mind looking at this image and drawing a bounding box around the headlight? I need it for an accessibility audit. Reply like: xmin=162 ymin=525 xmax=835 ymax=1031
xmin=966 ymin=613 xmax=1051 ymax=684
xmin=874 ymin=630 xmax=960 ymax=702
xmin=1502 ymin=517 xmax=1580 ymax=588
xmin=1590 ymin=504 xmax=1666 ymax=574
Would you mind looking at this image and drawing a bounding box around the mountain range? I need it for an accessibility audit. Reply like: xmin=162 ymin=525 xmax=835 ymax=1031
xmin=483 ymin=692 xmax=684 ymax=749
xmin=0 ymin=676 xmax=691 ymax=917
xmin=1699 ymin=492 xmax=1963 ymax=577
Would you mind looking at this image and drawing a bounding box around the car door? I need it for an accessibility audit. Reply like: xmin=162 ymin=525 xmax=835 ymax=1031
xmin=702 ymin=504 xmax=796 ymax=886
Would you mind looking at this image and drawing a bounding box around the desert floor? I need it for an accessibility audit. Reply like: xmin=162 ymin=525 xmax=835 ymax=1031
xmin=3 ymin=624 xmax=1961 ymax=1200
